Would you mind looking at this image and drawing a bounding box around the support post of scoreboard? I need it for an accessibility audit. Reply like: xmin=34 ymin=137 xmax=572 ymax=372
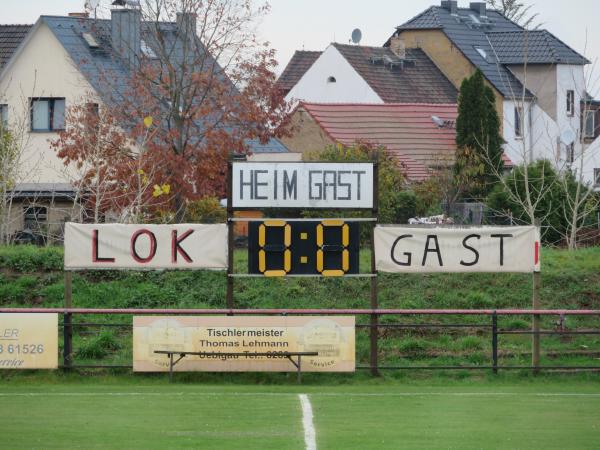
xmin=532 ymin=220 xmax=541 ymax=373
xmin=226 ymin=160 xmax=234 ymax=312
xmin=369 ymin=155 xmax=379 ymax=376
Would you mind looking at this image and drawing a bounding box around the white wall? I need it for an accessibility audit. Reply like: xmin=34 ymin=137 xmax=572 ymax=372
xmin=0 ymin=20 xmax=97 ymax=185
xmin=285 ymin=45 xmax=383 ymax=104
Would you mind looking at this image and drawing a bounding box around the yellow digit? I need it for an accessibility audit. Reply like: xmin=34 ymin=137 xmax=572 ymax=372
xmin=259 ymin=221 xmax=291 ymax=277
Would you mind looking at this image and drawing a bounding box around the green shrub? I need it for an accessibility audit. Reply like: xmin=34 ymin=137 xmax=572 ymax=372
xmin=0 ymin=245 xmax=63 ymax=272
xmin=184 ymin=197 xmax=226 ymax=223
xmin=76 ymin=331 xmax=121 ymax=360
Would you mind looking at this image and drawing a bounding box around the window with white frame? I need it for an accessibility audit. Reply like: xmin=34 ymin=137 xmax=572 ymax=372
xmin=584 ymin=110 xmax=595 ymax=138
xmin=514 ymin=106 xmax=523 ymax=138
xmin=30 ymin=98 xmax=65 ymax=132
xmin=0 ymin=104 xmax=7 ymax=128
xmin=566 ymin=90 xmax=575 ymax=116
xmin=594 ymin=168 xmax=600 ymax=186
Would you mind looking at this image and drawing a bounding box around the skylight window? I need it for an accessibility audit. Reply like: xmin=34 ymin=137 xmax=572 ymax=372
xmin=468 ymin=14 xmax=481 ymax=25
xmin=141 ymin=40 xmax=157 ymax=59
xmin=82 ymin=32 xmax=99 ymax=49
xmin=475 ymin=47 xmax=487 ymax=60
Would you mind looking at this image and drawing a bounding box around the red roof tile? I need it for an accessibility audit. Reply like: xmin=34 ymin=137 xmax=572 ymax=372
xmin=300 ymin=102 xmax=459 ymax=181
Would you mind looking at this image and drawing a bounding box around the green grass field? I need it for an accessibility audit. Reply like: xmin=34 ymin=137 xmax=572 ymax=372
xmin=2 ymin=379 xmax=600 ymax=449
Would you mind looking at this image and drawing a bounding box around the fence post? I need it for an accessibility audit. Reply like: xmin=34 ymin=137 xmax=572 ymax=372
xmin=369 ymin=156 xmax=379 ymax=376
xmin=63 ymin=271 xmax=73 ymax=368
xmin=532 ymin=219 xmax=541 ymax=373
xmin=491 ymin=311 xmax=498 ymax=374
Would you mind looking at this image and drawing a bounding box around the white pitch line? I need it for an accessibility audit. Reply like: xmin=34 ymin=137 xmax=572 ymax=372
xmin=0 ymin=392 xmax=600 ymax=398
xmin=299 ymin=394 xmax=317 ymax=450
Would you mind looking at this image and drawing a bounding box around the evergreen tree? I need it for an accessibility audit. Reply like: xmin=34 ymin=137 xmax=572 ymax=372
xmin=454 ymin=69 xmax=504 ymax=199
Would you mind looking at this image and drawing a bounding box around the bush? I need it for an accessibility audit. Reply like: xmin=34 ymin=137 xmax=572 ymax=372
xmin=184 ymin=197 xmax=226 ymax=223
xmin=0 ymin=245 xmax=63 ymax=272
xmin=76 ymin=330 xmax=121 ymax=360
xmin=304 ymin=143 xmax=408 ymax=226
xmin=486 ymin=160 xmax=590 ymax=245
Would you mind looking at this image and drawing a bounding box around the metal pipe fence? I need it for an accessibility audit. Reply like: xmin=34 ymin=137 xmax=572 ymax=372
xmin=2 ymin=308 xmax=600 ymax=373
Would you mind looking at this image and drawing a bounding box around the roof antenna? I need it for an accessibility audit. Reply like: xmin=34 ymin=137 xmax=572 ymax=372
xmin=85 ymin=0 xmax=99 ymax=18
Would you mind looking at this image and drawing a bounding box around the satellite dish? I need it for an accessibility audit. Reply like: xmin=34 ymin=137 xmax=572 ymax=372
xmin=560 ymin=129 xmax=576 ymax=146
xmin=87 ymin=0 xmax=99 ymax=9
xmin=351 ymin=28 xmax=362 ymax=45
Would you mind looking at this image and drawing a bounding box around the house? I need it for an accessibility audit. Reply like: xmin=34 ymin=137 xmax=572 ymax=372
xmin=0 ymin=7 xmax=289 ymax=242
xmin=389 ymin=0 xmax=600 ymax=188
xmin=280 ymin=102 xmax=460 ymax=181
xmin=280 ymin=43 xmax=458 ymax=105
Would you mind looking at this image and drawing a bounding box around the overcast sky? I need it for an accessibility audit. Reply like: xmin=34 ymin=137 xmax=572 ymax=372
xmin=3 ymin=0 xmax=599 ymax=88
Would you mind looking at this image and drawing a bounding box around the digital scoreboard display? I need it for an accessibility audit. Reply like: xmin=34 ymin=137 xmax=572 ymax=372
xmin=248 ymin=220 xmax=360 ymax=276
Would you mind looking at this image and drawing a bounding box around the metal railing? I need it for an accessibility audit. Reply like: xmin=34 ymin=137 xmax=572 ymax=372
xmin=2 ymin=308 xmax=600 ymax=373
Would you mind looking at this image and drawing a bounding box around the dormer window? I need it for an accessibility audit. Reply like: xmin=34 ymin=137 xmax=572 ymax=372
xmin=327 ymin=76 xmax=337 ymax=83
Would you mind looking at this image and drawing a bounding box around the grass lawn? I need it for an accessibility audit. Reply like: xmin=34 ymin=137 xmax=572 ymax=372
xmin=1 ymin=379 xmax=600 ymax=449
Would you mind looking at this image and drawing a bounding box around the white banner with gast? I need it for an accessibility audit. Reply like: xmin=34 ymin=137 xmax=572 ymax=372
xmin=64 ymin=223 xmax=228 ymax=270
xmin=232 ymin=162 xmax=374 ymax=209
xmin=375 ymin=226 xmax=540 ymax=273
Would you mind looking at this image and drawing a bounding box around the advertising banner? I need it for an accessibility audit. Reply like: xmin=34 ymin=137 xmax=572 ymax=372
xmin=64 ymin=223 xmax=228 ymax=270
xmin=0 ymin=314 xmax=58 ymax=369
xmin=133 ymin=316 xmax=355 ymax=372
xmin=231 ymin=162 xmax=374 ymax=209
xmin=375 ymin=225 xmax=540 ymax=273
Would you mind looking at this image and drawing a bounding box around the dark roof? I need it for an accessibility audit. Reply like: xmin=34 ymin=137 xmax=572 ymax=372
xmin=394 ymin=5 xmax=588 ymax=99
xmin=332 ymin=43 xmax=457 ymax=103
xmin=34 ymin=15 xmax=283 ymax=153
xmin=277 ymin=50 xmax=321 ymax=91
xmin=0 ymin=24 xmax=32 ymax=69
xmin=487 ymin=30 xmax=590 ymax=65
xmin=394 ymin=6 xmax=527 ymax=98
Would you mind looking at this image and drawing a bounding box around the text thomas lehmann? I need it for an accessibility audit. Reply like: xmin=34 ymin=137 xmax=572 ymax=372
xmin=200 ymin=328 xmax=289 ymax=348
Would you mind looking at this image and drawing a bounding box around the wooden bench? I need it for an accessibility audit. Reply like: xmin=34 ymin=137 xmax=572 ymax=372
xmin=153 ymin=350 xmax=319 ymax=383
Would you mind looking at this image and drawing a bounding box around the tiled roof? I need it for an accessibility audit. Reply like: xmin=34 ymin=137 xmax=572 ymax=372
xmin=35 ymin=16 xmax=282 ymax=153
xmin=487 ymin=30 xmax=590 ymax=65
xmin=394 ymin=6 xmax=534 ymax=98
xmin=277 ymin=50 xmax=321 ymax=91
xmin=332 ymin=43 xmax=457 ymax=104
xmin=245 ymin=137 xmax=289 ymax=153
xmin=300 ymin=102 xmax=460 ymax=181
xmin=0 ymin=25 xmax=32 ymax=69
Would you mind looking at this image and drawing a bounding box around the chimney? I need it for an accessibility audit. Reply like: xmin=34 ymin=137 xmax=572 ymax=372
xmin=69 ymin=12 xmax=90 ymax=18
xmin=111 ymin=7 xmax=141 ymax=67
xmin=470 ymin=2 xmax=487 ymax=17
xmin=440 ymin=1 xmax=458 ymax=15
xmin=389 ymin=37 xmax=406 ymax=59
xmin=177 ymin=12 xmax=197 ymax=44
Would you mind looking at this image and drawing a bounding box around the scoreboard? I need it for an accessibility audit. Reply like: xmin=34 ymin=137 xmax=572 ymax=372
xmin=248 ymin=220 xmax=360 ymax=276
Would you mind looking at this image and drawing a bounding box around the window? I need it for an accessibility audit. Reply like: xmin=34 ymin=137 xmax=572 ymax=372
xmin=0 ymin=104 xmax=7 ymax=128
xmin=327 ymin=76 xmax=337 ymax=83
xmin=475 ymin=47 xmax=487 ymax=61
xmin=23 ymin=206 xmax=47 ymax=230
xmin=514 ymin=106 xmax=523 ymax=138
xmin=584 ymin=110 xmax=595 ymax=138
xmin=566 ymin=142 xmax=575 ymax=163
xmin=141 ymin=40 xmax=157 ymax=59
xmin=82 ymin=32 xmax=99 ymax=49
xmin=30 ymin=98 xmax=65 ymax=131
xmin=566 ymin=90 xmax=575 ymax=116
xmin=594 ymin=168 xmax=600 ymax=186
